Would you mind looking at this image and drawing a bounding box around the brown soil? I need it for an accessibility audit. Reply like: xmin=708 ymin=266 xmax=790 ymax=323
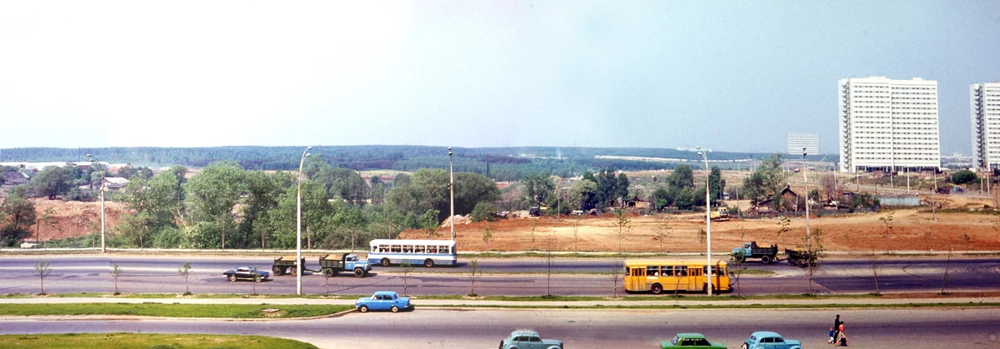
xmin=25 ymin=199 xmax=125 ymax=241
xmin=403 ymin=196 xmax=1000 ymax=253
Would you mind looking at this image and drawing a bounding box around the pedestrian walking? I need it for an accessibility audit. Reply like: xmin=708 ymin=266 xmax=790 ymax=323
xmin=832 ymin=314 xmax=842 ymax=344
xmin=836 ymin=322 xmax=848 ymax=346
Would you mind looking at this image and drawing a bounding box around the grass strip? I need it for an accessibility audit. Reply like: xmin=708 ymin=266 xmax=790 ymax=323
xmin=0 ymin=333 xmax=317 ymax=349
xmin=0 ymin=303 xmax=353 ymax=318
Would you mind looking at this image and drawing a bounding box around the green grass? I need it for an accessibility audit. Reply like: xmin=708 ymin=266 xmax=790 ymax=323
xmin=2 ymin=293 xmax=347 ymax=299
xmin=731 ymin=268 xmax=775 ymax=275
xmin=0 ymin=333 xmax=317 ymax=349
xmin=0 ymin=303 xmax=353 ymax=318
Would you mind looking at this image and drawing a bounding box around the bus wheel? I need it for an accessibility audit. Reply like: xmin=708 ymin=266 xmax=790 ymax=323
xmin=424 ymin=259 xmax=434 ymax=268
xmin=760 ymin=255 xmax=771 ymax=264
xmin=651 ymin=284 xmax=663 ymax=294
xmin=381 ymin=258 xmax=391 ymax=267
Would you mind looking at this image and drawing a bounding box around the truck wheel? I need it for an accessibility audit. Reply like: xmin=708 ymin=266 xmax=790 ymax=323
xmin=651 ymin=283 xmax=663 ymax=294
xmin=289 ymin=267 xmax=297 ymax=276
xmin=272 ymin=266 xmax=283 ymax=276
xmin=323 ymin=268 xmax=335 ymax=277
xmin=761 ymin=255 xmax=771 ymax=264
xmin=391 ymin=305 xmax=400 ymax=313
xmin=228 ymin=275 xmax=236 ymax=282
xmin=354 ymin=268 xmax=365 ymax=277
xmin=358 ymin=305 xmax=369 ymax=313
xmin=381 ymin=258 xmax=391 ymax=267
xmin=424 ymin=259 xmax=434 ymax=268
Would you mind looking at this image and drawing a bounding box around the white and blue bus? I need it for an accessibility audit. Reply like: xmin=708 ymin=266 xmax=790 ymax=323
xmin=368 ymin=239 xmax=457 ymax=267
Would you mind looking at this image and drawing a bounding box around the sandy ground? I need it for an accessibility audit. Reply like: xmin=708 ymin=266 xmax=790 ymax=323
xmin=403 ymin=195 xmax=1000 ymax=253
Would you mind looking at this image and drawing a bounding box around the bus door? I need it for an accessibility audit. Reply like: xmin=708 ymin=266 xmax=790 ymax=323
xmin=687 ymin=266 xmax=703 ymax=291
xmin=625 ymin=266 xmax=646 ymax=291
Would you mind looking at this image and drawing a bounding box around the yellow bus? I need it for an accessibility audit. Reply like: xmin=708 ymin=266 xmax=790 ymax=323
xmin=623 ymin=259 xmax=731 ymax=294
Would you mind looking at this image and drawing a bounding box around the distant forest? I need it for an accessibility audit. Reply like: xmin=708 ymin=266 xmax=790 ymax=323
xmin=0 ymin=146 xmax=830 ymax=181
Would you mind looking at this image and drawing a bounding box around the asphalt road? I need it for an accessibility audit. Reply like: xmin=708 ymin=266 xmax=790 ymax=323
xmin=1 ymin=308 xmax=998 ymax=348
xmin=0 ymin=256 xmax=997 ymax=296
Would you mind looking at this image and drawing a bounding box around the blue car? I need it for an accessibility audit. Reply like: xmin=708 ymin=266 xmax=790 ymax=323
xmin=741 ymin=331 xmax=802 ymax=349
xmin=356 ymin=291 xmax=412 ymax=313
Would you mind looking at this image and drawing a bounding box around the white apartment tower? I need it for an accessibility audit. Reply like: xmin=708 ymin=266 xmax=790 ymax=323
xmin=838 ymin=76 xmax=941 ymax=173
xmin=971 ymin=82 xmax=1000 ymax=169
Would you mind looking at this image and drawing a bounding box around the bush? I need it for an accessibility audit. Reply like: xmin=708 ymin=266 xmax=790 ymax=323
xmin=470 ymin=202 xmax=497 ymax=222
xmin=952 ymin=170 xmax=977 ymax=185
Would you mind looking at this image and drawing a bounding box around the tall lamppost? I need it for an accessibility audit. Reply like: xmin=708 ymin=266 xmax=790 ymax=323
xmin=86 ymin=154 xmax=106 ymax=253
xmin=296 ymin=146 xmax=312 ymax=296
xmin=696 ymin=147 xmax=712 ymax=296
xmin=802 ymin=148 xmax=811 ymax=254
xmin=449 ymin=147 xmax=455 ymax=241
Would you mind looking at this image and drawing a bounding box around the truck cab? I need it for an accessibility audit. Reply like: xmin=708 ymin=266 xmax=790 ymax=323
xmin=320 ymin=253 xmax=372 ymax=277
xmin=732 ymin=241 xmax=779 ymax=264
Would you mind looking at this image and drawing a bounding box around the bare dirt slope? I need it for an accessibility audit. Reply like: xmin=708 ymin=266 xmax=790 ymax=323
xmin=403 ymin=197 xmax=1000 ymax=253
xmin=23 ymin=199 xmax=124 ymax=241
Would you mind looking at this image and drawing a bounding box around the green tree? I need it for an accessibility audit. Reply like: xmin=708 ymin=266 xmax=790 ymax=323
xmin=952 ymin=170 xmax=977 ymax=185
xmin=240 ymin=171 xmax=292 ymax=249
xmin=708 ymin=166 xmax=726 ymax=202
xmin=568 ymin=179 xmax=598 ymax=211
xmin=741 ymin=154 xmax=786 ymax=204
xmin=178 ymin=262 xmax=192 ymax=295
xmin=30 ymin=166 xmax=75 ymax=200
xmin=521 ymin=173 xmax=554 ymax=206
xmin=666 ymin=165 xmax=695 ymax=189
xmin=262 ymin=180 xmax=334 ymax=249
xmin=1 ymin=187 xmax=37 ymax=247
xmin=615 ymin=173 xmax=630 ymax=205
xmin=482 ymin=221 xmax=493 ymax=251
xmin=470 ymin=202 xmax=497 ymax=222
xmin=34 ymin=260 xmax=52 ymax=295
xmin=614 ymin=208 xmax=631 ymax=254
xmin=184 ymin=161 xmax=246 ymax=250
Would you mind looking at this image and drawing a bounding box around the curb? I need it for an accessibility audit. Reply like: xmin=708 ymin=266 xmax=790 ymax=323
xmin=0 ymin=308 xmax=358 ymax=322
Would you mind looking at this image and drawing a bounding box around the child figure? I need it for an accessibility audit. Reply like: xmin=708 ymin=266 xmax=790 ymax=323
xmin=828 ymin=327 xmax=835 ymax=344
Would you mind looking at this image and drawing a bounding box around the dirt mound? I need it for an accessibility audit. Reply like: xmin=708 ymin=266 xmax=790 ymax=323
xmin=26 ymin=199 xmax=125 ymax=241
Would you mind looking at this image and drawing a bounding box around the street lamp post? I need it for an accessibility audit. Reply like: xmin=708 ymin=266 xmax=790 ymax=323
xmin=87 ymin=154 xmax=106 ymax=253
xmin=296 ymin=146 xmax=312 ymax=296
xmin=803 ymin=148 xmax=811 ymax=254
xmin=449 ymin=147 xmax=455 ymax=241
xmin=696 ymin=147 xmax=712 ymax=296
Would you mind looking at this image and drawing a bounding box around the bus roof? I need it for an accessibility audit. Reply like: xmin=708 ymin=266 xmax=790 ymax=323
xmin=369 ymin=239 xmax=456 ymax=246
xmin=623 ymin=259 xmax=728 ymax=267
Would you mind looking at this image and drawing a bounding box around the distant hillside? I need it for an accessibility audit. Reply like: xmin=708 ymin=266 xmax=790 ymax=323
xmin=0 ymin=146 xmax=833 ymax=181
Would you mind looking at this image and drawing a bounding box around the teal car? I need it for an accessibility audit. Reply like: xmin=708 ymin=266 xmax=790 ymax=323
xmin=742 ymin=331 xmax=802 ymax=349
xmin=498 ymin=329 xmax=563 ymax=349
xmin=660 ymin=333 xmax=726 ymax=349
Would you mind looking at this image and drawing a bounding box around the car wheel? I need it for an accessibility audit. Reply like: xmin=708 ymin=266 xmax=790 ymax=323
xmin=255 ymin=276 xmax=263 ymax=283
xmin=272 ymin=266 xmax=282 ymax=276
xmin=424 ymin=259 xmax=434 ymax=268
xmin=761 ymin=255 xmax=771 ymax=264
xmin=391 ymin=305 xmax=400 ymax=313
xmin=358 ymin=305 xmax=369 ymax=313
xmin=323 ymin=268 xmax=335 ymax=277
xmin=354 ymin=268 xmax=365 ymax=277
xmin=381 ymin=258 xmax=391 ymax=267
xmin=228 ymin=275 xmax=237 ymax=282
xmin=650 ymin=283 xmax=663 ymax=294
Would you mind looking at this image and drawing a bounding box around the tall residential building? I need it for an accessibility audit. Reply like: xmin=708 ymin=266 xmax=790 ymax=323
xmin=787 ymin=133 xmax=820 ymax=156
xmin=838 ymin=76 xmax=941 ymax=173
xmin=970 ymin=82 xmax=1000 ymax=169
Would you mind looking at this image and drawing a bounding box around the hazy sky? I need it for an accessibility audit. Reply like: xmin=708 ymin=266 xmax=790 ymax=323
xmin=2 ymin=1 xmax=999 ymax=155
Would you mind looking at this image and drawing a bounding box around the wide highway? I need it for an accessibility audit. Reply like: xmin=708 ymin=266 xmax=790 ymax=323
xmin=0 ymin=255 xmax=996 ymax=296
xmin=1 ymin=308 xmax=997 ymax=348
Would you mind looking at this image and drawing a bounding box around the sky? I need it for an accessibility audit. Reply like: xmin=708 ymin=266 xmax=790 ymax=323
xmin=1 ymin=1 xmax=999 ymax=155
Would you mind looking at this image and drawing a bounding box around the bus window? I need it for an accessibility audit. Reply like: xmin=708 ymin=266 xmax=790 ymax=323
xmin=631 ymin=267 xmax=645 ymax=277
xmin=428 ymin=246 xmax=438 ymax=254
xmin=440 ymin=246 xmax=450 ymax=254
xmin=720 ymin=267 xmax=727 ymax=275
xmin=379 ymin=245 xmax=388 ymax=252
xmin=661 ymin=266 xmax=673 ymax=276
xmin=403 ymin=245 xmax=412 ymax=253
xmin=676 ymin=266 xmax=687 ymax=276
xmin=415 ymin=245 xmax=425 ymax=253
xmin=371 ymin=245 xmax=378 ymax=252
xmin=646 ymin=266 xmax=659 ymax=277
xmin=391 ymin=245 xmax=401 ymax=253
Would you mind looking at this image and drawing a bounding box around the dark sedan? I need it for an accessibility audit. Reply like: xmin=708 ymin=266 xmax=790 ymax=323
xmin=222 ymin=267 xmax=269 ymax=282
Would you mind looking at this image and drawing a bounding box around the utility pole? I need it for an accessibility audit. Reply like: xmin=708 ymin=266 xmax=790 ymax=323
xmin=87 ymin=154 xmax=106 ymax=253
xmin=697 ymin=147 xmax=712 ymax=296
xmin=296 ymin=146 xmax=312 ymax=296
xmin=803 ymin=148 xmax=811 ymax=255
xmin=449 ymin=147 xmax=455 ymax=241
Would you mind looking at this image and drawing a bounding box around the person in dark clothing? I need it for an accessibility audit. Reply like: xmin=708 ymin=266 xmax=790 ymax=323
xmin=832 ymin=314 xmax=842 ymax=343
